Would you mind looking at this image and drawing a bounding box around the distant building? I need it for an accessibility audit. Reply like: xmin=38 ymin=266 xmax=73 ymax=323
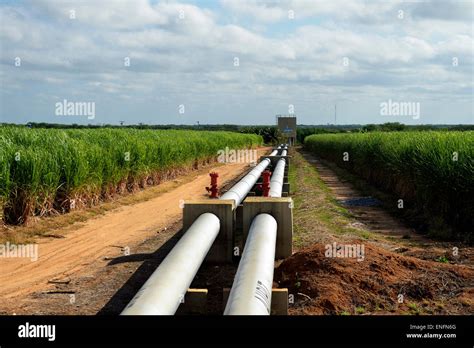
xmin=276 ymin=115 xmax=297 ymax=145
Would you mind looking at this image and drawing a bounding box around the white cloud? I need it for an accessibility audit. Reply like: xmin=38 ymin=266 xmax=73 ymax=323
xmin=220 ymin=0 xmax=403 ymax=23
xmin=0 ymin=0 xmax=472 ymax=124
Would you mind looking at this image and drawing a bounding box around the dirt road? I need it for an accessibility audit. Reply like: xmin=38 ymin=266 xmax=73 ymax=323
xmin=0 ymin=148 xmax=270 ymax=306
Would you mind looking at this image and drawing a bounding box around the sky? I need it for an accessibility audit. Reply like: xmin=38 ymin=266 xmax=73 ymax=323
xmin=0 ymin=0 xmax=473 ymax=125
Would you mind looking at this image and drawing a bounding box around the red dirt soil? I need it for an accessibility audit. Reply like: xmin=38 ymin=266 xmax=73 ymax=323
xmin=275 ymin=241 xmax=474 ymax=315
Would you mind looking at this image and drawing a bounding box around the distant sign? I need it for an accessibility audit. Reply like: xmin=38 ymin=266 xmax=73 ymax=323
xmin=283 ymin=127 xmax=293 ymax=133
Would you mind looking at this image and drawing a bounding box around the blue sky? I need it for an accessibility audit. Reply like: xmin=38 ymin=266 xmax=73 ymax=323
xmin=0 ymin=0 xmax=473 ymax=125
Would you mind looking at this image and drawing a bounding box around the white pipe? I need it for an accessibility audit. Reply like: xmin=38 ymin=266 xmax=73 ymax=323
xmin=121 ymin=213 xmax=220 ymax=315
xmin=224 ymin=213 xmax=277 ymax=315
xmin=220 ymin=148 xmax=277 ymax=207
xmin=281 ymin=150 xmax=287 ymax=156
xmin=269 ymin=158 xmax=286 ymax=197
xmin=220 ymin=158 xmax=272 ymax=206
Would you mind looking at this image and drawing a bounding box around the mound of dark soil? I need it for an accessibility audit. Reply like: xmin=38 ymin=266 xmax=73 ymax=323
xmin=275 ymin=241 xmax=474 ymax=315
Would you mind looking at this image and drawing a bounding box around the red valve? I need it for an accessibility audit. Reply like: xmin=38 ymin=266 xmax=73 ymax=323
xmin=256 ymin=170 xmax=271 ymax=196
xmin=206 ymin=172 xmax=219 ymax=198
xmin=260 ymin=170 xmax=271 ymax=197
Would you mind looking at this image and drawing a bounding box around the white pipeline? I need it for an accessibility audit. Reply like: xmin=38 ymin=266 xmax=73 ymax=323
xmin=278 ymin=143 xmax=288 ymax=156
xmin=220 ymin=150 xmax=276 ymax=206
xmin=269 ymin=157 xmax=286 ymax=198
xmin=121 ymin=213 xmax=220 ymax=315
xmin=224 ymin=213 xmax=277 ymax=315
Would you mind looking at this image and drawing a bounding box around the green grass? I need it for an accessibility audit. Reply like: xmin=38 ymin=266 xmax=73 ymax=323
xmin=304 ymin=131 xmax=474 ymax=241
xmin=407 ymin=302 xmax=421 ymax=314
xmin=436 ymin=255 xmax=449 ymax=263
xmin=0 ymin=126 xmax=262 ymax=224
xmin=289 ymin=149 xmax=374 ymax=248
